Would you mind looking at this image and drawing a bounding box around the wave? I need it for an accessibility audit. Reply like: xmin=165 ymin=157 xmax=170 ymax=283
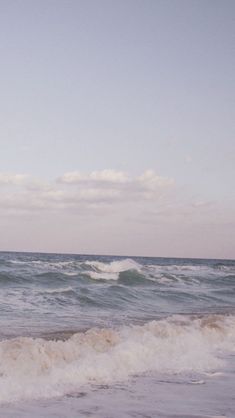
xmin=82 ymin=260 xmax=235 ymax=282
xmin=6 ymin=258 xmax=143 ymax=281
xmin=148 ymin=263 xmax=234 ymax=276
xmin=84 ymin=259 xmax=142 ymax=280
xmin=0 ymin=314 xmax=234 ymax=404
xmin=37 ymin=286 xmax=74 ymax=295
xmin=3 ymin=257 xmax=235 ymax=285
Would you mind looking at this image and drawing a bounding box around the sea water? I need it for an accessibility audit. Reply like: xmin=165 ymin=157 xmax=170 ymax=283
xmin=0 ymin=252 xmax=234 ymax=417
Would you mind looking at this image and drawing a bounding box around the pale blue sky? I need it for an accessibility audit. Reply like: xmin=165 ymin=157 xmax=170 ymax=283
xmin=0 ymin=1 xmax=234 ymax=258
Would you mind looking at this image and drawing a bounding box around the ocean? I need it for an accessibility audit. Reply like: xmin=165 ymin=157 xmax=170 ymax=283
xmin=0 ymin=251 xmax=234 ymax=418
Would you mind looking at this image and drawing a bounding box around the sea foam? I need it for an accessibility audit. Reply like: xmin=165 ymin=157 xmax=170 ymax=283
xmin=0 ymin=314 xmax=234 ymax=404
xmin=84 ymin=258 xmax=141 ymax=280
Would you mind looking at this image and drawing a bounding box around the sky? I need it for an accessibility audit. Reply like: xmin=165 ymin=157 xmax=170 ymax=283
xmin=0 ymin=0 xmax=234 ymax=258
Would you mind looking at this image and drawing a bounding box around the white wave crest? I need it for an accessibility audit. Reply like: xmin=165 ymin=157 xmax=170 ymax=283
xmin=0 ymin=314 xmax=234 ymax=404
xmin=84 ymin=259 xmax=141 ymax=280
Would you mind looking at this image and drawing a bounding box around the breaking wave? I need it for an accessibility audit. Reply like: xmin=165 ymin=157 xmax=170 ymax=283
xmin=83 ymin=259 xmax=141 ymax=280
xmin=0 ymin=314 xmax=234 ymax=404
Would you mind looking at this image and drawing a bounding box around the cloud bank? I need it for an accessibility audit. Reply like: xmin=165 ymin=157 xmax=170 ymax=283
xmin=0 ymin=169 xmax=234 ymax=259
xmin=0 ymin=169 xmax=174 ymax=213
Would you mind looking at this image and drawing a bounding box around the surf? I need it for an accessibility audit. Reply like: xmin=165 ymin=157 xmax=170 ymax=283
xmin=0 ymin=314 xmax=234 ymax=404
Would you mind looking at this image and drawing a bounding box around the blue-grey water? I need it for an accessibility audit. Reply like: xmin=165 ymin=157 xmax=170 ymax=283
xmin=0 ymin=251 xmax=234 ymax=417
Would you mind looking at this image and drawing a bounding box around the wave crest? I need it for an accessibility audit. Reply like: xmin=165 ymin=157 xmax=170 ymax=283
xmin=84 ymin=259 xmax=141 ymax=280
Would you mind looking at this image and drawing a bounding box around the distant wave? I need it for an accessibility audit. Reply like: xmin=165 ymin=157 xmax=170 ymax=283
xmin=0 ymin=314 xmax=234 ymax=404
xmin=4 ymin=257 xmax=235 ymax=282
xmin=37 ymin=286 xmax=74 ymax=295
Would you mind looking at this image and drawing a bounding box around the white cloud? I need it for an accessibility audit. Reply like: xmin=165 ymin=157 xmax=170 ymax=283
xmin=57 ymin=171 xmax=85 ymax=184
xmin=90 ymin=169 xmax=129 ymax=183
xmin=58 ymin=169 xmax=129 ymax=184
xmin=0 ymin=169 xmax=175 ymax=214
xmin=0 ymin=173 xmax=28 ymax=185
xmin=137 ymin=170 xmax=174 ymax=190
xmin=57 ymin=169 xmax=129 ymax=184
xmin=78 ymin=187 xmax=121 ymax=202
xmin=58 ymin=169 xmax=173 ymax=195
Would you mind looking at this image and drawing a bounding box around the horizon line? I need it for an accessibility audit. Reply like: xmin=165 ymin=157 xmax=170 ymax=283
xmin=0 ymin=249 xmax=234 ymax=262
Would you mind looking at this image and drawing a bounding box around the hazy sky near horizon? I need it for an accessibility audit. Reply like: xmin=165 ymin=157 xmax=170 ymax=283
xmin=0 ymin=0 xmax=234 ymax=258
